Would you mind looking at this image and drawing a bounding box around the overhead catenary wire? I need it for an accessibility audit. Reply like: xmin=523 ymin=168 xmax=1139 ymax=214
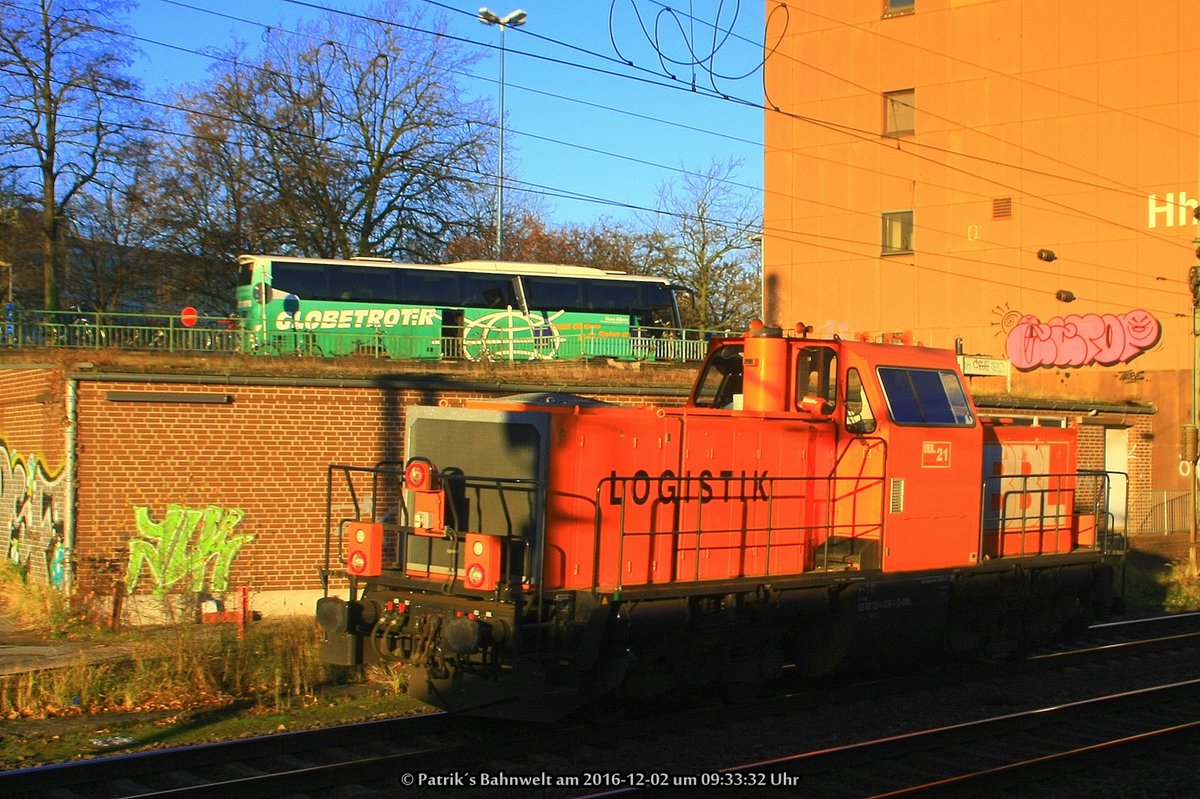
xmin=1 ymin=0 xmax=1194 ymax=302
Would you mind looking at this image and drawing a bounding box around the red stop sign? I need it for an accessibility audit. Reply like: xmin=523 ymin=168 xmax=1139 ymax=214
xmin=181 ymin=306 xmax=198 ymax=328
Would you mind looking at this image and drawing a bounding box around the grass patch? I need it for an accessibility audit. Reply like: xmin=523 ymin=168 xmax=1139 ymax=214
xmin=0 ymin=617 xmax=354 ymax=720
xmin=0 ymin=561 xmax=98 ymax=639
xmin=0 ymin=689 xmax=431 ymax=768
xmin=1119 ymin=554 xmax=1200 ymax=615
xmin=0 ymin=564 xmax=432 ymax=767
xmin=0 ymin=615 xmax=432 ymax=768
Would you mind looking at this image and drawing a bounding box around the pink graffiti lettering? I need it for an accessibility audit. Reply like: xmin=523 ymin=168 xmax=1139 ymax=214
xmin=1006 ymin=309 xmax=1161 ymax=371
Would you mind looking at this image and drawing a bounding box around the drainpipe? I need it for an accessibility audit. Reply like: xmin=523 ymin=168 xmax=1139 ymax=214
xmin=64 ymin=375 xmax=77 ymax=597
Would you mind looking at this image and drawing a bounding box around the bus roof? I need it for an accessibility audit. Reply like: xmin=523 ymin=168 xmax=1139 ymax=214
xmin=238 ymin=254 xmax=675 ymax=285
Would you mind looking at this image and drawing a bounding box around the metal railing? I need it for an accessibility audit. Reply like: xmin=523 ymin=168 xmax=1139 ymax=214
xmin=595 ymin=470 xmax=888 ymax=591
xmin=981 ymin=469 xmax=1125 ymax=556
xmin=1 ymin=309 xmax=713 ymax=363
xmin=1139 ymin=489 xmax=1190 ymax=535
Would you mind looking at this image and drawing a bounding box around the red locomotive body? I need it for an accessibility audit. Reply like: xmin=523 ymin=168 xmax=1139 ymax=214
xmin=317 ymin=325 xmax=1122 ymax=717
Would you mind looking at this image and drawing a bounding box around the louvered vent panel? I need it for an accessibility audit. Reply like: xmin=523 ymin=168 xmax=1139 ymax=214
xmin=889 ymin=478 xmax=905 ymax=513
xmin=993 ymin=196 xmax=1013 ymax=219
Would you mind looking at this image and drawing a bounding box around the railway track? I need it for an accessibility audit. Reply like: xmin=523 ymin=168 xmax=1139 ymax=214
xmin=3 ymin=612 xmax=1199 ymax=799
xmin=694 ymin=677 xmax=1200 ymax=798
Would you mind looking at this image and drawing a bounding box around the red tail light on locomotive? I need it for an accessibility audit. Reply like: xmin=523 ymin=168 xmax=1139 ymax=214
xmin=345 ymin=520 xmax=382 ymax=578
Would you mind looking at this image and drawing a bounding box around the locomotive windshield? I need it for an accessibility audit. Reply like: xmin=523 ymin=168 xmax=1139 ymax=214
xmin=692 ymin=344 xmax=744 ymax=408
xmin=878 ymin=367 xmax=975 ymax=426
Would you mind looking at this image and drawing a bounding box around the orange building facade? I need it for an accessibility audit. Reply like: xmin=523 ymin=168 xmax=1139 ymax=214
xmin=763 ymin=0 xmax=1200 ymax=498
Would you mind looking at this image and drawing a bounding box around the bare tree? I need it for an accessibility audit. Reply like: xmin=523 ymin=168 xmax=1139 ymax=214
xmin=0 ymin=0 xmax=139 ymax=309
xmin=646 ymin=158 xmax=761 ymax=330
xmin=67 ymin=140 xmax=170 ymax=313
xmin=150 ymin=0 xmax=492 ymax=291
xmin=445 ymin=211 xmax=649 ymax=274
xmin=146 ymin=51 xmax=284 ymax=312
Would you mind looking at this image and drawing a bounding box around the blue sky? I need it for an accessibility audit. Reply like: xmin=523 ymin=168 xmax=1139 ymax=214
xmin=126 ymin=0 xmax=765 ymax=228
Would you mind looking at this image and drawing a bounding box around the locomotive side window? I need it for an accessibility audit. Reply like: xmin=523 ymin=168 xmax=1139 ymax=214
xmin=693 ymin=344 xmax=744 ymax=408
xmin=844 ymin=368 xmax=877 ymax=433
xmin=878 ymin=367 xmax=974 ymax=426
xmin=796 ymin=346 xmax=837 ymax=414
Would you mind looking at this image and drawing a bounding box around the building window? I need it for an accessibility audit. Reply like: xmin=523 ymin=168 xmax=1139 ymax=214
xmin=882 ymin=210 xmax=914 ymax=255
xmin=884 ymin=90 xmax=915 ymax=137
xmin=883 ymin=0 xmax=915 ymax=17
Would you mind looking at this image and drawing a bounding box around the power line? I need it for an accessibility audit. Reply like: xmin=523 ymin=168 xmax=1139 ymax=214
xmin=135 ymin=1 xmax=765 ymax=189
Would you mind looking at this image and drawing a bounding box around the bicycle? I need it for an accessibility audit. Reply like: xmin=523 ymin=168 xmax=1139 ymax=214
xmin=254 ymin=332 xmax=323 ymax=357
xmin=289 ymin=333 xmax=324 ymax=357
xmin=351 ymin=326 xmax=389 ymax=358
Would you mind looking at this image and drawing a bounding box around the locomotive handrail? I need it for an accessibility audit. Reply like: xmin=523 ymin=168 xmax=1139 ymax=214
xmin=322 ymin=463 xmax=407 ymax=597
xmin=594 ymin=471 xmax=889 ymax=592
xmin=827 ymin=435 xmax=889 ymax=572
xmin=1080 ymin=469 xmax=1128 ymax=552
xmin=978 ymin=469 xmax=1125 ymax=558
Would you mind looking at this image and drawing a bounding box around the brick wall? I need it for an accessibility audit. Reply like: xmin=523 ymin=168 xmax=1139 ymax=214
xmin=0 ymin=367 xmax=68 ymax=586
xmin=0 ymin=367 xmax=66 ymax=463
xmin=71 ymin=373 xmax=690 ymax=606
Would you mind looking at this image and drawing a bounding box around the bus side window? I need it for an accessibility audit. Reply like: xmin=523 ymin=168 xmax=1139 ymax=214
xmin=844 ymin=368 xmax=876 ymax=434
xmin=462 ymin=276 xmax=514 ymax=309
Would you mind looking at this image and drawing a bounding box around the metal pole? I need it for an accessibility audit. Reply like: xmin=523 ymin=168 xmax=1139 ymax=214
xmin=479 ymin=9 xmax=525 ymax=261
xmin=497 ymin=24 xmax=506 ymax=259
xmin=1192 ymin=301 xmax=1198 ymax=574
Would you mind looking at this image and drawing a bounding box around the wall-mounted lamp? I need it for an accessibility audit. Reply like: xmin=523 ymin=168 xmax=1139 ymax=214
xmin=1055 ymin=289 xmax=1076 ymax=303
xmin=1037 ymin=248 xmax=1057 ymax=262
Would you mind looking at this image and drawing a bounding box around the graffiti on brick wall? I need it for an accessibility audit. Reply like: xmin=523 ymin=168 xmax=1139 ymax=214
xmin=124 ymin=505 xmax=254 ymax=596
xmin=997 ymin=307 xmax=1161 ymax=371
xmin=0 ymin=443 xmax=65 ymax=588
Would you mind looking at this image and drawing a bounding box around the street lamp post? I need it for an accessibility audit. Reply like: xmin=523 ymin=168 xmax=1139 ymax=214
xmin=478 ymin=7 xmax=526 ymax=260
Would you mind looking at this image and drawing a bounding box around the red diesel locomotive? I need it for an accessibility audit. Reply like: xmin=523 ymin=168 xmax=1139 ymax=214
xmin=316 ymin=324 xmax=1122 ymax=717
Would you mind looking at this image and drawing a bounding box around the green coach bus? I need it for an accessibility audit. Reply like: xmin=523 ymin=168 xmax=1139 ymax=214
xmin=236 ymin=254 xmax=695 ymax=361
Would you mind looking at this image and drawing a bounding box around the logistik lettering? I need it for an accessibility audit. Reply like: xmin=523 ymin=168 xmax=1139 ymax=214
xmin=605 ymin=469 xmax=770 ymax=506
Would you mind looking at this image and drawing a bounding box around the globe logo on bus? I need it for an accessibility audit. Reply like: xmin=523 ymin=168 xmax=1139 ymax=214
xmin=462 ymin=310 xmax=562 ymax=361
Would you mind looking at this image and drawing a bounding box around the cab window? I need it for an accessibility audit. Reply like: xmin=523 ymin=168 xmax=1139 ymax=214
xmin=796 ymin=346 xmax=837 ymax=414
xmin=878 ymin=367 xmax=974 ymax=426
xmin=844 ymin=368 xmax=877 ymax=433
xmin=692 ymin=345 xmax=743 ymax=408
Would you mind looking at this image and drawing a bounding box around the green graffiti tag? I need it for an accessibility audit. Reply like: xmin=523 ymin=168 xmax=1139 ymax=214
xmin=124 ymin=505 xmax=253 ymax=596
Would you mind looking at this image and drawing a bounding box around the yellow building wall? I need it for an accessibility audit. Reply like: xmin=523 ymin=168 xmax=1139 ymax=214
xmin=764 ymin=0 xmax=1200 ymax=489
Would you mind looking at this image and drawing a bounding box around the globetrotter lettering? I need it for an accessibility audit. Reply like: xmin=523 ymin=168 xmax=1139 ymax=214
xmin=1005 ymin=309 xmax=1161 ymax=371
xmin=275 ymin=307 xmax=439 ymax=331
xmin=606 ymin=469 xmax=770 ymax=505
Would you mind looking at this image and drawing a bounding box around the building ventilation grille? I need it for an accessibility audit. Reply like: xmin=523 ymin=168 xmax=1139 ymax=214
xmin=889 ymin=478 xmax=905 ymax=514
xmin=993 ymin=197 xmax=1013 ymax=219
